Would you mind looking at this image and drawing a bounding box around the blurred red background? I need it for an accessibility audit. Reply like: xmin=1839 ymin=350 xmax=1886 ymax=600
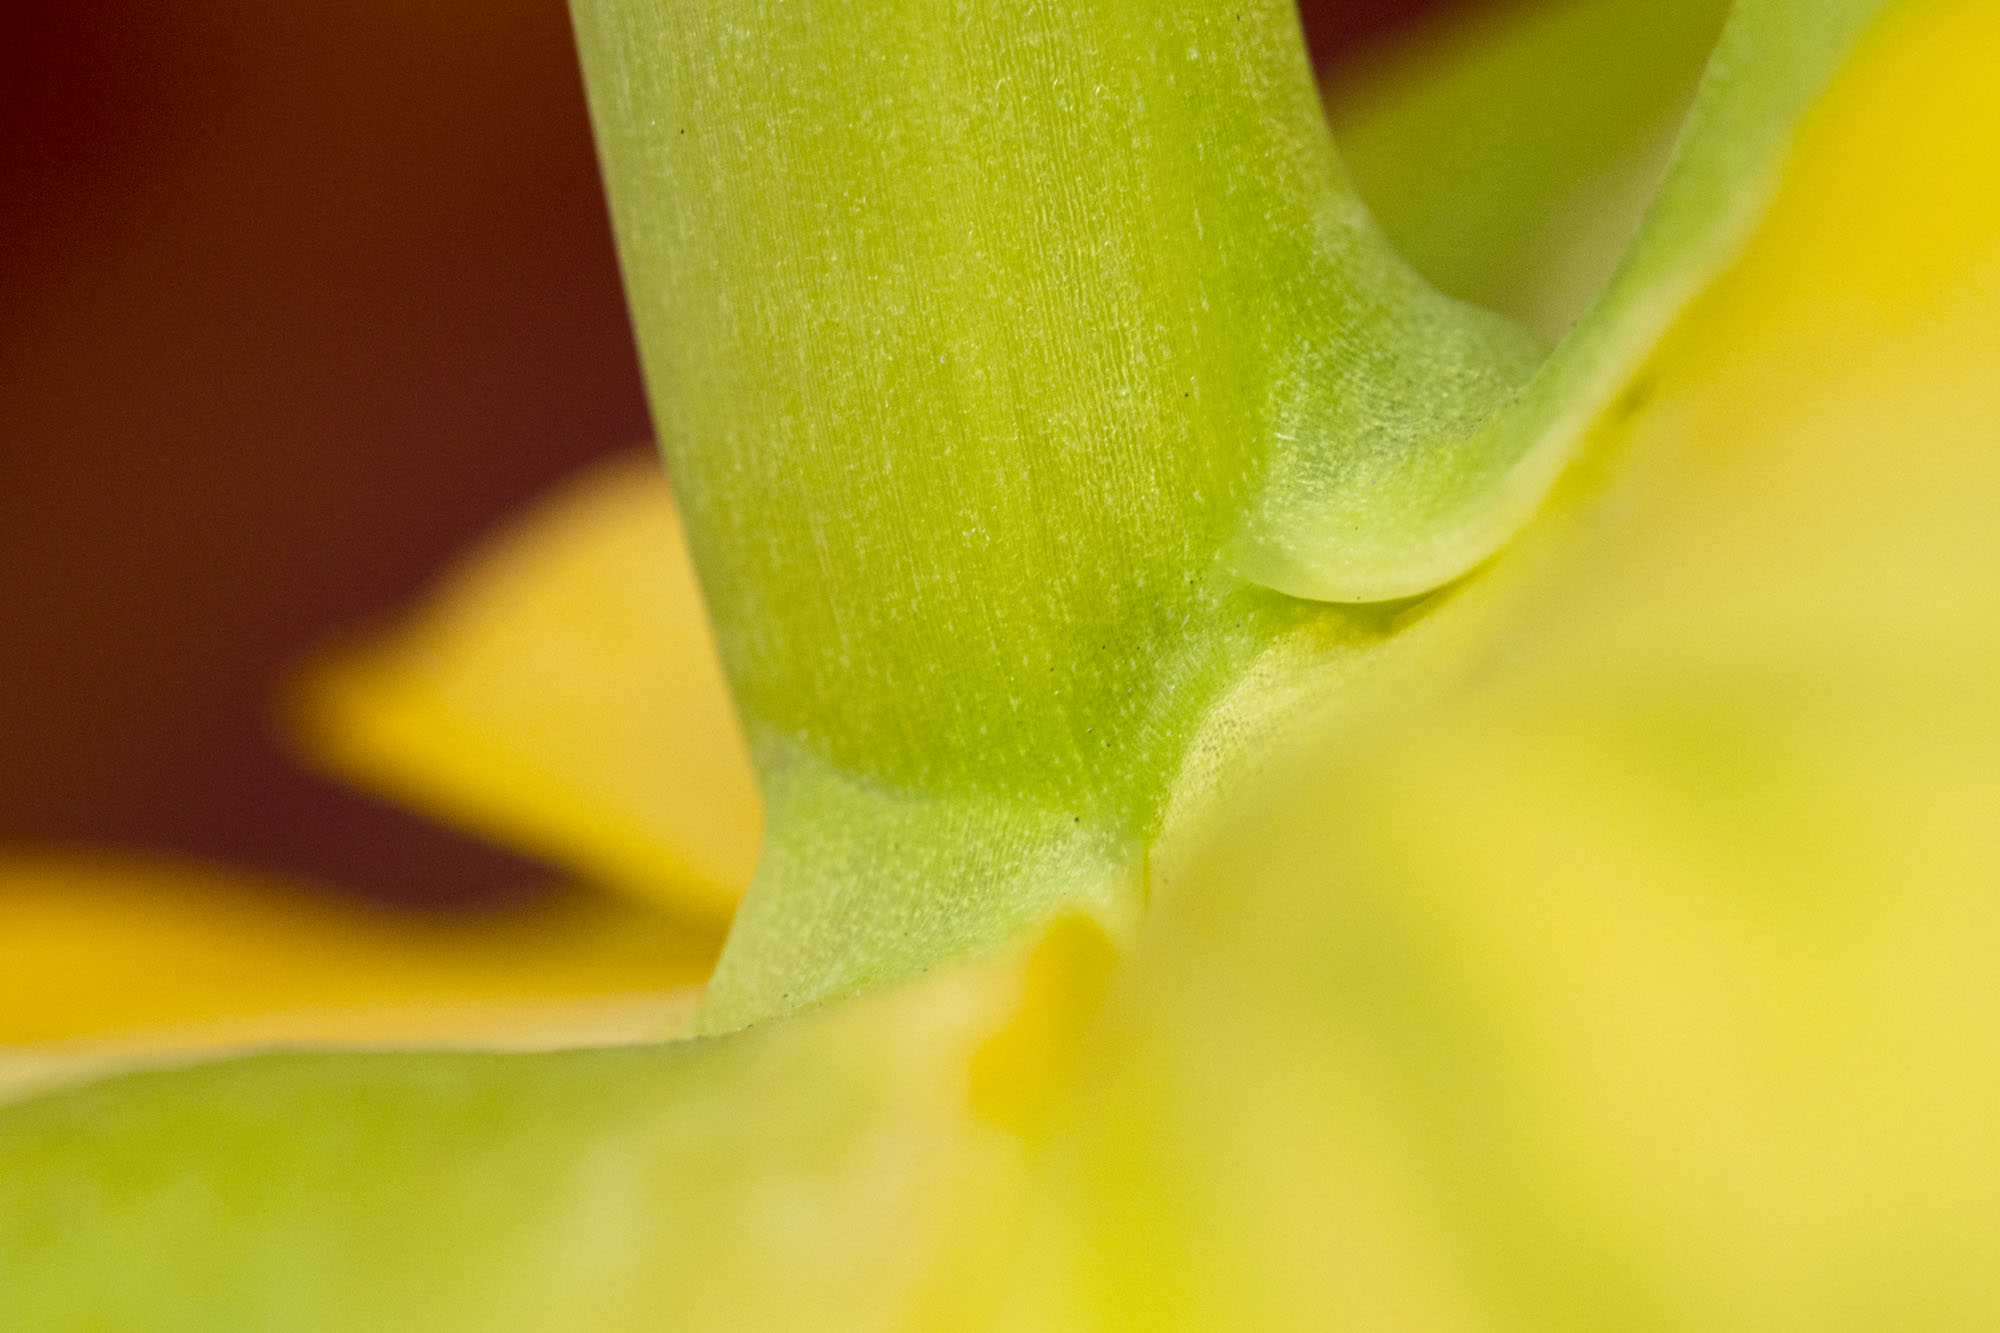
xmin=0 ymin=0 xmax=1470 ymax=908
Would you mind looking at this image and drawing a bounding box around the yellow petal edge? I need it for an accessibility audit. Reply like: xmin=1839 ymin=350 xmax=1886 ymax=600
xmin=290 ymin=454 xmax=761 ymax=925
xmin=0 ymin=855 xmax=716 ymax=1104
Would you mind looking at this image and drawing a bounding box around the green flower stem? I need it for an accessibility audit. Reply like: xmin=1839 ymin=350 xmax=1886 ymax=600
xmin=570 ymin=0 xmax=1539 ymax=1028
xmin=571 ymin=0 xmax=1892 ymax=1028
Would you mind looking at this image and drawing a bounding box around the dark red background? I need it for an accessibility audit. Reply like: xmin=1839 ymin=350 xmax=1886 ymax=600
xmin=0 ymin=0 xmax=1472 ymax=907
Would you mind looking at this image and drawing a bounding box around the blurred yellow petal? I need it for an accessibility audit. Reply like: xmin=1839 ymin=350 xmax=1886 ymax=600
xmin=1020 ymin=0 xmax=2000 ymax=1326
xmin=293 ymin=454 xmax=760 ymax=925
xmin=0 ymin=854 xmax=717 ymax=1104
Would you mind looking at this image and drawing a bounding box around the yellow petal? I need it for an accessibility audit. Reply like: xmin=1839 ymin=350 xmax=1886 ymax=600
xmin=1 ymin=854 xmax=717 ymax=1102
xmin=292 ymin=454 xmax=760 ymax=924
xmin=1019 ymin=0 xmax=2000 ymax=1325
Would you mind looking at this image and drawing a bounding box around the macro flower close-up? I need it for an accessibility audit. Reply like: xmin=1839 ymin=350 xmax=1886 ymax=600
xmin=4 ymin=0 xmax=1998 ymax=1327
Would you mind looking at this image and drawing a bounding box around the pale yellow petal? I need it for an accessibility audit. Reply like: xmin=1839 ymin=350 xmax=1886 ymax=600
xmin=292 ymin=454 xmax=760 ymax=924
xmin=0 ymin=854 xmax=717 ymax=1102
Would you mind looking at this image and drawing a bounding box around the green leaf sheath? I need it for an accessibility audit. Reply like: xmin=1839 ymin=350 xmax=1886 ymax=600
xmin=569 ymin=0 xmax=1540 ymax=1026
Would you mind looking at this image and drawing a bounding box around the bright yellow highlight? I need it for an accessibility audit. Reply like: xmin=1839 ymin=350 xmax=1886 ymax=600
xmin=968 ymin=917 xmax=1119 ymax=1133
xmin=0 ymin=855 xmax=716 ymax=1101
xmin=294 ymin=454 xmax=761 ymax=924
